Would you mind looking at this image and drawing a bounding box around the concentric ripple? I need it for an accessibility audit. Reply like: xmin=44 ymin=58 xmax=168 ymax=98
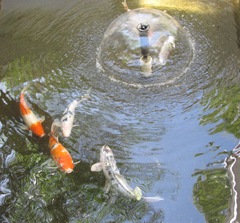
xmin=97 ymin=8 xmax=194 ymax=87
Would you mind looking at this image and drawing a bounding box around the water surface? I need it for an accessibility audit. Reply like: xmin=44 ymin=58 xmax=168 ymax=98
xmin=0 ymin=0 xmax=240 ymax=222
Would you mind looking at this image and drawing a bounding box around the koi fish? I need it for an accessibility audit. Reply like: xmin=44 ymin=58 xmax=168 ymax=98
xmin=58 ymin=89 xmax=91 ymax=137
xmin=48 ymin=121 xmax=74 ymax=173
xmin=19 ymin=86 xmax=45 ymax=138
xmin=91 ymin=145 xmax=163 ymax=202
xmin=159 ymin=36 xmax=175 ymax=66
xmin=122 ymin=0 xmax=130 ymax=11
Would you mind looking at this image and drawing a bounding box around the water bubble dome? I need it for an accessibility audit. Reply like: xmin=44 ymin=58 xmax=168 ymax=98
xmin=97 ymin=8 xmax=193 ymax=87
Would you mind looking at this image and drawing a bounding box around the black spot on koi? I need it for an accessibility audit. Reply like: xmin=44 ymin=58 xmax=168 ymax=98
xmin=62 ymin=117 xmax=68 ymax=122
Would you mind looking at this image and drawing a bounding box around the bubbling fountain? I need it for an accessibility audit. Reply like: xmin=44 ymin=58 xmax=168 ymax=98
xmin=97 ymin=7 xmax=193 ymax=87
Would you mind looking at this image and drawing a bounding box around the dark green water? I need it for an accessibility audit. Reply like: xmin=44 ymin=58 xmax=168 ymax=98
xmin=0 ymin=0 xmax=240 ymax=222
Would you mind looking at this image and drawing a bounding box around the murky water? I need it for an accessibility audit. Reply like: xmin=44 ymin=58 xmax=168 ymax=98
xmin=0 ymin=0 xmax=240 ymax=222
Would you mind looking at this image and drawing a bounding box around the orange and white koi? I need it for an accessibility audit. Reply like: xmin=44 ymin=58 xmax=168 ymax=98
xmin=48 ymin=121 xmax=74 ymax=173
xmin=19 ymin=86 xmax=45 ymax=138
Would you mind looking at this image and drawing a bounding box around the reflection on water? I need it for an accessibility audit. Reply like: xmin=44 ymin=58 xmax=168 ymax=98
xmin=200 ymin=86 xmax=240 ymax=138
xmin=225 ymin=143 xmax=240 ymax=223
xmin=139 ymin=0 xmax=217 ymax=14
xmin=0 ymin=0 xmax=240 ymax=222
xmin=193 ymin=168 xmax=230 ymax=222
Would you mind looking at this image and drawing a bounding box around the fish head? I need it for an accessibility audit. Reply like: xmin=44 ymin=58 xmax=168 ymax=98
xmin=101 ymin=145 xmax=113 ymax=154
xmin=91 ymin=146 xmax=113 ymax=172
xmin=63 ymin=167 xmax=73 ymax=174
xmin=71 ymin=100 xmax=79 ymax=107
xmin=53 ymin=152 xmax=74 ymax=173
xmin=58 ymin=160 xmax=74 ymax=173
xmin=100 ymin=145 xmax=114 ymax=162
xmin=59 ymin=157 xmax=74 ymax=173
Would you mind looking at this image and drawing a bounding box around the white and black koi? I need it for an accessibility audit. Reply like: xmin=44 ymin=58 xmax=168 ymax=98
xmin=91 ymin=145 xmax=163 ymax=202
xmin=60 ymin=89 xmax=91 ymax=137
xmin=91 ymin=145 xmax=142 ymax=200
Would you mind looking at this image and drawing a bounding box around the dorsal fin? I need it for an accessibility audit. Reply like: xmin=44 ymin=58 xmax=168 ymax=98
xmin=91 ymin=162 xmax=103 ymax=172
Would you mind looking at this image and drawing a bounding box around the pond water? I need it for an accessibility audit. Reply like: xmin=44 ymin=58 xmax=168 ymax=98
xmin=0 ymin=0 xmax=240 ymax=222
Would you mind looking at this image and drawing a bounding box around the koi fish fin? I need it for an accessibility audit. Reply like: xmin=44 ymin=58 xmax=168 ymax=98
xmin=109 ymin=193 xmax=118 ymax=204
xmin=19 ymin=123 xmax=29 ymax=130
xmin=104 ymin=180 xmax=111 ymax=193
xmin=51 ymin=119 xmax=61 ymax=137
xmin=40 ymin=159 xmax=59 ymax=172
xmin=91 ymin=162 xmax=103 ymax=172
xmin=21 ymin=84 xmax=31 ymax=94
xmin=77 ymin=88 xmax=92 ymax=104
xmin=122 ymin=0 xmax=130 ymax=11
xmin=134 ymin=187 xmax=142 ymax=201
xmin=73 ymin=160 xmax=80 ymax=165
xmin=53 ymin=118 xmax=61 ymax=127
xmin=39 ymin=115 xmax=45 ymax=123
xmin=142 ymin=196 xmax=164 ymax=202
xmin=84 ymin=87 xmax=92 ymax=100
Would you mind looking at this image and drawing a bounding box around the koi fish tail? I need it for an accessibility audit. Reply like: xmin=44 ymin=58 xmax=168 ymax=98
xmin=50 ymin=119 xmax=61 ymax=139
xmin=122 ymin=0 xmax=130 ymax=11
xmin=78 ymin=88 xmax=92 ymax=104
xmin=134 ymin=187 xmax=142 ymax=201
xmin=142 ymin=196 xmax=164 ymax=202
xmin=20 ymin=85 xmax=31 ymax=110
xmin=21 ymin=84 xmax=31 ymax=94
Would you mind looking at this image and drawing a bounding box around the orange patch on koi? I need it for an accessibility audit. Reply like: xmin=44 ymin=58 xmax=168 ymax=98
xmin=48 ymin=134 xmax=74 ymax=173
xmin=19 ymin=87 xmax=45 ymax=138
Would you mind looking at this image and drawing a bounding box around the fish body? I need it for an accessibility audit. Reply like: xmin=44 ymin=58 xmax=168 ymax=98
xmin=48 ymin=121 xmax=74 ymax=173
xmin=61 ymin=100 xmax=79 ymax=137
xmin=48 ymin=135 xmax=74 ymax=173
xmin=91 ymin=145 xmax=142 ymax=200
xmin=61 ymin=90 xmax=91 ymax=137
xmin=19 ymin=87 xmax=45 ymax=138
xmin=159 ymin=35 xmax=175 ymax=66
xmin=122 ymin=0 xmax=130 ymax=11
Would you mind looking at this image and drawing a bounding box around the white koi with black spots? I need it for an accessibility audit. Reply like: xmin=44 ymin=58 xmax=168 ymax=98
xmin=60 ymin=89 xmax=91 ymax=137
xmin=91 ymin=145 xmax=142 ymax=200
xmin=91 ymin=145 xmax=163 ymax=202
